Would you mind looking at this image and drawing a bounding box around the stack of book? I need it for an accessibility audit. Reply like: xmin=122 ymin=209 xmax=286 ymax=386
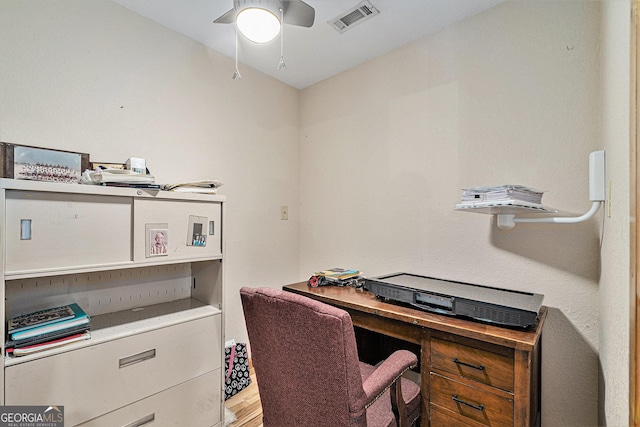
xmin=6 ymin=303 xmax=91 ymax=357
xmin=308 ymin=268 xmax=364 ymax=288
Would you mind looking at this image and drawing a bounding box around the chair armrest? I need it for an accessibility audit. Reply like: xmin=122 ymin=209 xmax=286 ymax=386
xmin=361 ymin=349 xmax=418 ymax=408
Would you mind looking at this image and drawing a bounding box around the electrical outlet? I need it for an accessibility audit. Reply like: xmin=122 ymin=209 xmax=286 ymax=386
xmin=281 ymin=205 xmax=288 ymax=220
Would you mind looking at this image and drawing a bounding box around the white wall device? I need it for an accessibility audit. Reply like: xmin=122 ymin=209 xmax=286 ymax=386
xmin=499 ymin=150 xmax=606 ymax=229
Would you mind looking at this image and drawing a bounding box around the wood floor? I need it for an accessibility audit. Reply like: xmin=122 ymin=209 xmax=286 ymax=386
xmin=225 ymin=366 xmax=263 ymax=427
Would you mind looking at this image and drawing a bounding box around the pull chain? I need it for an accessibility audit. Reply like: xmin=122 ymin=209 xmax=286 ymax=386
xmin=233 ymin=22 xmax=242 ymax=79
xmin=277 ymin=6 xmax=286 ymax=70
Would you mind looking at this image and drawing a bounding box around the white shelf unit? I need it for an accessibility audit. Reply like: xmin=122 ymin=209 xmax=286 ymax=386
xmin=0 ymin=179 xmax=225 ymax=427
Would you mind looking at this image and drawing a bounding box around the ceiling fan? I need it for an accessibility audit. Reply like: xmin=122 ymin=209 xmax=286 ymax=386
xmin=214 ymin=0 xmax=315 ymax=43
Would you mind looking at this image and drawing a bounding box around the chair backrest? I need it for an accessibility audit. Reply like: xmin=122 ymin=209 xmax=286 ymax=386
xmin=240 ymin=287 xmax=369 ymax=427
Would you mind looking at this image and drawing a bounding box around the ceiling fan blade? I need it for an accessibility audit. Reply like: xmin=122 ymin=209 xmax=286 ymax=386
xmin=283 ymin=0 xmax=315 ymax=27
xmin=213 ymin=8 xmax=235 ymax=24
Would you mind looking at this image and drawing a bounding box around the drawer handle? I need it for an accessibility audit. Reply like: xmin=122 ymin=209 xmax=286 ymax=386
xmin=20 ymin=219 xmax=32 ymax=240
xmin=123 ymin=413 xmax=155 ymax=427
xmin=452 ymin=395 xmax=485 ymax=412
xmin=119 ymin=349 xmax=156 ymax=368
xmin=452 ymin=357 xmax=485 ymax=371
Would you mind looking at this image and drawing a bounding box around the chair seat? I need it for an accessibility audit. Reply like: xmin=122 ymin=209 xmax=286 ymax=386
xmin=360 ymin=362 xmax=421 ymax=427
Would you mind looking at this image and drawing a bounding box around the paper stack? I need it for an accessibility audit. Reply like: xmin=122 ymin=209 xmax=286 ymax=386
xmin=461 ymin=185 xmax=544 ymax=204
xmin=95 ymin=169 xmax=158 ymax=187
xmin=162 ymin=180 xmax=224 ymax=195
xmin=81 ymin=168 xmax=159 ymax=188
xmin=455 ymin=184 xmax=555 ymax=211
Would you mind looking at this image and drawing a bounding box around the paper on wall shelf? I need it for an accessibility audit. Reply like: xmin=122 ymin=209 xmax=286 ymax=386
xmin=461 ymin=185 xmax=544 ymax=204
xmin=456 ymin=185 xmax=558 ymax=215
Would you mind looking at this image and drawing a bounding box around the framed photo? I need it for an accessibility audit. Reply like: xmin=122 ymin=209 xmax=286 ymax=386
xmin=187 ymin=215 xmax=208 ymax=247
xmin=146 ymin=223 xmax=169 ymax=257
xmin=0 ymin=142 xmax=90 ymax=183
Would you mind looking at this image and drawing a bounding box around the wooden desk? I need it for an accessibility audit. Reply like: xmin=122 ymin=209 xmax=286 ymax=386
xmin=283 ymin=282 xmax=546 ymax=427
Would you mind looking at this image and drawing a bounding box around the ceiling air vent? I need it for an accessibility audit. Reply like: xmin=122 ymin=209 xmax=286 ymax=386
xmin=328 ymin=1 xmax=380 ymax=34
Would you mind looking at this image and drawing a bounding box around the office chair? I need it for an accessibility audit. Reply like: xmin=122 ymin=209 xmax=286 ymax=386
xmin=240 ymin=287 xmax=421 ymax=427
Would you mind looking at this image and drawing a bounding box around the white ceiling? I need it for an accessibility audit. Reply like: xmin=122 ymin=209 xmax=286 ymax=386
xmin=111 ymin=0 xmax=504 ymax=90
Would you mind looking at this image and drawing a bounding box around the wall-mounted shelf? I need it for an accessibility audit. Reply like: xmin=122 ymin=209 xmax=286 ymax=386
xmin=455 ymin=200 xmax=557 ymax=215
xmin=456 ymin=150 xmax=605 ymax=230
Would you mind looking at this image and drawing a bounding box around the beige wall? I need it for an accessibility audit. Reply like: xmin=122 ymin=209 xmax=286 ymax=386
xmin=300 ymin=1 xmax=627 ymax=425
xmin=0 ymin=0 xmax=301 ymax=345
xmin=599 ymin=1 xmax=632 ymax=426
xmin=0 ymin=0 xmax=632 ymax=425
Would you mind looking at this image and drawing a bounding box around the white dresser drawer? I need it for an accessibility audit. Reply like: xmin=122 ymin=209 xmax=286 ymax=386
xmin=5 ymin=315 xmax=221 ymax=426
xmin=5 ymin=191 xmax=132 ymax=273
xmin=133 ymin=199 xmax=222 ymax=261
xmin=78 ymin=370 xmax=222 ymax=427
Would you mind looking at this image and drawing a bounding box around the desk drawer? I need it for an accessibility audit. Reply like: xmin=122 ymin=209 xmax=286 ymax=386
xmin=431 ymin=337 xmax=514 ymax=392
xmin=430 ymin=405 xmax=487 ymax=427
xmin=430 ymin=373 xmax=513 ymax=426
xmin=78 ymin=371 xmax=221 ymax=427
xmin=5 ymin=315 xmax=220 ymax=426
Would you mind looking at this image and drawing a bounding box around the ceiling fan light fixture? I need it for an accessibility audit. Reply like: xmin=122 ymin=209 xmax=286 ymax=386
xmin=236 ymin=7 xmax=281 ymax=43
xmin=213 ymin=0 xmax=315 ymax=78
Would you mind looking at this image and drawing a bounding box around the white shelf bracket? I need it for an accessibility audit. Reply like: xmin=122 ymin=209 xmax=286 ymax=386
xmin=496 ymin=150 xmax=605 ymax=229
xmin=497 ymin=201 xmax=603 ymax=229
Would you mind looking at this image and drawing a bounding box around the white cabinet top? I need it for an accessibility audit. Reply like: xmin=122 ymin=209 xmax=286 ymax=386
xmin=0 ymin=178 xmax=226 ymax=202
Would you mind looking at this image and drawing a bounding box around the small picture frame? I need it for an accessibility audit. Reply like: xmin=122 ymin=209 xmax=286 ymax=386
xmin=146 ymin=223 xmax=169 ymax=257
xmin=0 ymin=142 xmax=90 ymax=183
xmin=187 ymin=215 xmax=208 ymax=247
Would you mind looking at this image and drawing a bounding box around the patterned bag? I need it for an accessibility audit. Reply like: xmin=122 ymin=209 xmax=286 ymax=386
xmin=224 ymin=343 xmax=251 ymax=400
